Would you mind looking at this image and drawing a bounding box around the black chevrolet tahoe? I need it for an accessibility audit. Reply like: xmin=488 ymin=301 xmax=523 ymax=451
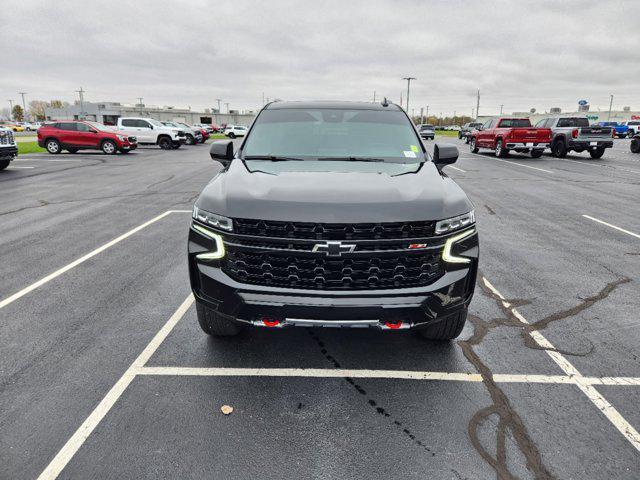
xmin=188 ymin=101 xmax=478 ymax=340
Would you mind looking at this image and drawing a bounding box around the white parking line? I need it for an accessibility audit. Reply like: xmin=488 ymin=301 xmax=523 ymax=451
xmin=467 ymin=152 xmax=554 ymax=173
xmin=7 ymin=166 xmax=35 ymax=169
xmin=135 ymin=367 xmax=640 ymax=386
xmin=582 ymin=215 xmax=640 ymax=240
xmin=0 ymin=209 xmax=189 ymax=311
xmin=482 ymin=277 xmax=640 ymax=452
xmin=36 ymin=295 xmax=195 ymax=480
xmin=447 ymin=165 xmax=467 ymax=173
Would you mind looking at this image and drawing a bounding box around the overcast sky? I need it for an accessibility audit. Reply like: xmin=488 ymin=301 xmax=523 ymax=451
xmin=2 ymin=0 xmax=639 ymax=116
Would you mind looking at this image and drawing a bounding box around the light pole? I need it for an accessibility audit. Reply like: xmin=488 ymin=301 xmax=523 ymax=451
xmin=608 ymin=94 xmax=613 ymax=121
xmin=402 ymin=77 xmax=416 ymax=114
xmin=76 ymin=87 xmax=85 ymax=119
xmin=216 ymin=99 xmax=221 ymax=113
xmin=225 ymin=102 xmax=230 ymax=114
xmin=137 ymin=97 xmax=144 ymax=114
xmin=19 ymin=92 xmax=27 ymax=121
xmin=7 ymin=99 xmax=14 ymax=120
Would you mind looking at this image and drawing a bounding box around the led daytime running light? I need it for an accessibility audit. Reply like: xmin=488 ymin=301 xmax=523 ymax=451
xmin=192 ymin=224 xmax=226 ymax=260
xmin=442 ymin=228 xmax=475 ymax=264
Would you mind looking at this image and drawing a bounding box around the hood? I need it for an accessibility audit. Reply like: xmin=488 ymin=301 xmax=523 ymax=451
xmin=197 ymin=160 xmax=473 ymax=223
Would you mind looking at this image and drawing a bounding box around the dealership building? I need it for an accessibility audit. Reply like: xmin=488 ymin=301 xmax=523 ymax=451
xmin=44 ymin=101 xmax=257 ymax=126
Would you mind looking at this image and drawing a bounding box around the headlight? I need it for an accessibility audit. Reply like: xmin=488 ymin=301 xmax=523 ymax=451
xmin=192 ymin=224 xmax=225 ymax=260
xmin=117 ymin=135 xmax=126 ymax=141
xmin=435 ymin=210 xmax=475 ymax=235
xmin=192 ymin=205 xmax=233 ymax=231
xmin=442 ymin=228 xmax=475 ymax=264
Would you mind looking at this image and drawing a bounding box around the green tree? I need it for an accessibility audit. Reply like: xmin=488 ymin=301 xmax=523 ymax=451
xmin=12 ymin=105 xmax=24 ymax=122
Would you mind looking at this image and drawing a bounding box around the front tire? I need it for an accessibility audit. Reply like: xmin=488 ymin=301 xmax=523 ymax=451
xmin=228 ymin=132 xmax=236 ymax=139
xmin=470 ymin=137 xmax=479 ymax=153
xmin=158 ymin=136 xmax=172 ymax=150
xmin=185 ymin=134 xmax=195 ymax=145
xmin=196 ymin=302 xmax=243 ymax=336
xmin=0 ymin=159 xmax=10 ymax=171
xmin=589 ymin=147 xmax=605 ymax=159
xmin=46 ymin=139 xmax=61 ymax=154
xmin=418 ymin=309 xmax=467 ymax=340
xmin=101 ymin=140 xmax=117 ymax=154
xmin=551 ymin=139 xmax=567 ymax=158
xmin=630 ymin=137 xmax=640 ymax=153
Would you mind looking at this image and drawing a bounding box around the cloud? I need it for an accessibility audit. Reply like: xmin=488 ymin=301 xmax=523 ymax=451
xmin=2 ymin=0 xmax=638 ymax=115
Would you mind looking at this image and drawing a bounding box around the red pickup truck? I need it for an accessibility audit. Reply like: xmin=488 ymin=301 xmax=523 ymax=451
xmin=469 ymin=117 xmax=552 ymax=158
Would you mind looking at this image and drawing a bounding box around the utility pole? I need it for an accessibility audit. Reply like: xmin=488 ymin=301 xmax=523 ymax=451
xmin=402 ymin=77 xmax=416 ymax=114
xmin=216 ymin=99 xmax=221 ymax=113
xmin=475 ymin=89 xmax=480 ymax=119
xmin=500 ymin=104 xmax=504 ymax=115
xmin=426 ymin=105 xmax=429 ymax=120
xmin=19 ymin=92 xmax=27 ymax=121
xmin=137 ymin=97 xmax=144 ymax=114
xmin=453 ymin=110 xmax=456 ymax=125
xmin=262 ymin=92 xmax=265 ymax=106
xmin=373 ymin=90 xmax=376 ymax=103
xmin=224 ymin=102 xmax=230 ymax=113
xmin=608 ymin=94 xmax=613 ymax=121
xmin=7 ymin=99 xmax=13 ymax=120
xmin=420 ymin=107 xmax=424 ymax=125
xmin=471 ymin=107 xmax=474 ymax=119
xmin=76 ymin=87 xmax=85 ymax=119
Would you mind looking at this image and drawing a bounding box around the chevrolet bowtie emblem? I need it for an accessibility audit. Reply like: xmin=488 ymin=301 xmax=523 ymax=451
xmin=312 ymin=241 xmax=356 ymax=256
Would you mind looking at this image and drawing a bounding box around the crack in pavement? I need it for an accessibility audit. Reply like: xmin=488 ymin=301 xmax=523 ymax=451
xmin=306 ymin=330 xmax=435 ymax=455
xmin=484 ymin=204 xmax=497 ymax=215
xmin=460 ymin=271 xmax=631 ymax=478
xmin=459 ymin=312 xmax=557 ymax=480
xmin=146 ymin=174 xmax=175 ymax=189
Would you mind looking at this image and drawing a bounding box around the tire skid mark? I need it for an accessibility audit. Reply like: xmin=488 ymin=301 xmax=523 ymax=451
xmin=307 ymin=330 xmax=435 ymax=455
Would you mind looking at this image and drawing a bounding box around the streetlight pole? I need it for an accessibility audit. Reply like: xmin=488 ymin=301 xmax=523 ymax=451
xmin=76 ymin=87 xmax=85 ymax=119
xmin=19 ymin=92 xmax=27 ymax=121
xmin=608 ymin=94 xmax=613 ymax=121
xmin=7 ymin=99 xmax=14 ymax=120
xmin=402 ymin=77 xmax=416 ymax=114
xmin=216 ymin=99 xmax=221 ymax=113
xmin=137 ymin=97 xmax=144 ymax=114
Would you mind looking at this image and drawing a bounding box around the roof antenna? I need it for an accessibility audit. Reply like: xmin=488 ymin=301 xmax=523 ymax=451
xmin=381 ymin=97 xmax=389 ymax=107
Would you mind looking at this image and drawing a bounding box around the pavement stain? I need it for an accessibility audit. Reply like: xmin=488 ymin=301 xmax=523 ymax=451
xmin=484 ymin=204 xmax=497 ymax=215
xmin=306 ymin=329 xmax=435 ymax=455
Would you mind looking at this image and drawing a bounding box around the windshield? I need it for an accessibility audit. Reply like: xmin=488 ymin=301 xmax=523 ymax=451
xmin=242 ymin=108 xmax=423 ymax=162
xmin=149 ymin=119 xmax=164 ymax=127
xmin=498 ymin=119 xmax=532 ymax=128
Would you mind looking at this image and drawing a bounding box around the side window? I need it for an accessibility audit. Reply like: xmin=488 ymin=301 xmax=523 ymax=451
xmin=77 ymin=123 xmax=91 ymax=132
xmin=122 ymin=119 xmax=137 ymax=127
xmin=60 ymin=122 xmax=78 ymax=131
xmin=482 ymin=119 xmax=492 ymax=129
xmin=137 ymin=120 xmax=151 ymax=128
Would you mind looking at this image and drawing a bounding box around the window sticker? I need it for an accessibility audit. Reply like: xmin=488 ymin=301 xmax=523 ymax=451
xmin=403 ymin=150 xmax=417 ymax=158
xmin=410 ymin=145 xmax=419 ymax=153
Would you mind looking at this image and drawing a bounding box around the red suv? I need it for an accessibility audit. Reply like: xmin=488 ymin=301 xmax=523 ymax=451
xmin=38 ymin=120 xmax=137 ymax=155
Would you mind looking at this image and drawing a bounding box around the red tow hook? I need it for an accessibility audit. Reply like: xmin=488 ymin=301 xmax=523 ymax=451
xmin=262 ymin=317 xmax=281 ymax=327
xmin=384 ymin=320 xmax=403 ymax=330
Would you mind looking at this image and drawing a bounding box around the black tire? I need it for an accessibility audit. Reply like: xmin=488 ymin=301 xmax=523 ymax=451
xmin=495 ymin=139 xmax=508 ymax=158
xmin=228 ymin=132 xmax=236 ymax=139
xmin=0 ymin=159 xmax=10 ymax=171
xmin=630 ymin=137 xmax=640 ymax=153
xmin=531 ymin=149 xmax=543 ymax=158
xmin=470 ymin=137 xmax=479 ymax=153
xmin=185 ymin=134 xmax=195 ymax=145
xmin=418 ymin=309 xmax=467 ymax=340
xmin=196 ymin=302 xmax=243 ymax=336
xmin=458 ymin=132 xmax=462 ymax=139
xmin=589 ymin=147 xmax=605 ymax=159
xmin=172 ymin=142 xmax=181 ymax=149
xmin=67 ymin=148 xmax=78 ymax=154
xmin=158 ymin=136 xmax=172 ymax=150
xmin=45 ymin=138 xmax=61 ymax=154
xmin=101 ymin=140 xmax=117 ymax=155
xmin=551 ymin=139 xmax=567 ymax=158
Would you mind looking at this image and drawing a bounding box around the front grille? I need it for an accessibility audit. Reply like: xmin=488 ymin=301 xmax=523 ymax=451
xmin=223 ymin=249 xmax=442 ymax=290
xmin=217 ymin=217 xmax=444 ymax=290
xmin=233 ymin=218 xmax=436 ymax=240
xmin=0 ymin=131 xmax=14 ymax=145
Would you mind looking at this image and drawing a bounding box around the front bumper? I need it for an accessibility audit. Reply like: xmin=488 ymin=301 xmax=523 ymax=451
xmin=188 ymin=227 xmax=478 ymax=331
xmin=120 ymin=143 xmax=138 ymax=151
xmin=505 ymin=142 xmax=550 ymax=149
xmin=0 ymin=145 xmax=18 ymax=159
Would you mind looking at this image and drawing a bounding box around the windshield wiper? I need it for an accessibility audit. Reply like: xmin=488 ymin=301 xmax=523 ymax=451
xmin=243 ymin=155 xmax=305 ymax=161
xmin=317 ymin=156 xmax=385 ymax=162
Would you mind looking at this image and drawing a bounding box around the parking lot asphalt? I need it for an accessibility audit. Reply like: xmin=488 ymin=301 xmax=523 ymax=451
xmin=1 ymin=138 xmax=639 ymax=479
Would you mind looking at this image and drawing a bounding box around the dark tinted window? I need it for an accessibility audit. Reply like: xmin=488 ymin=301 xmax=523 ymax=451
xmin=58 ymin=122 xmax=78 ymax=131
xmin=122 ymin=119 xmax=137 ymax=127
xmin=420 ymin=124 xmax=434 ymax=130
xmin=557 ymin=118 xmax=589 ymax=128
xmin=498 ymin=119 xmax=531 ymax=128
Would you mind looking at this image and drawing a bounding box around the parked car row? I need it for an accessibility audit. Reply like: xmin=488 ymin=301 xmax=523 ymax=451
xmin=36 ymin=117 xmax=215 ymax=155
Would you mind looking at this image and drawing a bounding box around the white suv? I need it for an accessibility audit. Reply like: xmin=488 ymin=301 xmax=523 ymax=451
xmin=117 ymin=117 xmax=186 ymax=149
xmin=224 ymin=125 xmax=247 ymax=138
xmin=0 ymin=127 xmax=18 ymax=170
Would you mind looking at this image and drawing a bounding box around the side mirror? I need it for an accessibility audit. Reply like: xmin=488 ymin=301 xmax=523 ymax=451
xmin=209 ymin=140 xmax=234 ymax=168
xmin=433 ymin=143 xmax=459 ymax=170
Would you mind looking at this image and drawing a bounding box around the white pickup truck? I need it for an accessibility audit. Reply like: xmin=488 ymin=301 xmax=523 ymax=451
xmin=116 ymin=117 xmax=186 ymax=149
xmin=0 ymin=127 xmax=18 ymax=170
